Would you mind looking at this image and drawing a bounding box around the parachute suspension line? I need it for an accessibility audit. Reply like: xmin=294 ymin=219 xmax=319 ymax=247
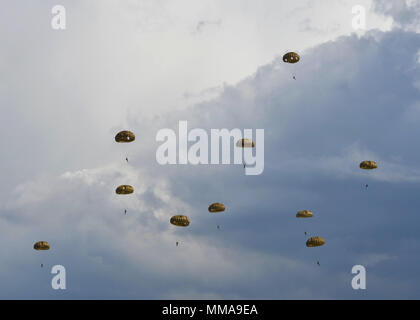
xmin=305 ymin=237 xmax=325 ymax=266
xmin=115 ymin=130 xmax=135 ymax=220
xmin=359 ymin=161 xmax=377 ymax=192
xmin=208 ymin=203 xmax=226 ymax=232
xmin=34 ymin=241 xmax=50 ymax=269
xmin=170 ymin=215 xmax=189 ymax=249
xmin=282 ymin=51 xmax=300 ymax=80
xmin=236 ymin=139 xmax=254 ymax=171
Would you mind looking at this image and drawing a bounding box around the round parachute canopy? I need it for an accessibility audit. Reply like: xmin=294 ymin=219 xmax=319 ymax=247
xmin=115 ymin=185 xmax=134 ymax=195
xmin=170 ymin=215 xmax=190 ymax=227
xmin=360 ymin=160 xmax=378 ymax=170
xmin=34 ymin=241 xmax=50 ymax=251
xmin=283 ymin=52 xmax=300 ymax=64
xmin=115 ymin=131 xmax=135 ymax=143
xmin=208 ymin=203 xmax=226 ymax=213
xmin=296 ymin=210 xmax=313 ymax=218
xmin=306 ymin=237 xmax=325 ymax=247
xmin=236 ymin=138 xmax=255 ymax=148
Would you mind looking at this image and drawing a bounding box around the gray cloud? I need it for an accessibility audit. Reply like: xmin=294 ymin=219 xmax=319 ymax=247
xmin=0 ymin=1 xmax=419 ymax=299
xmin=373 ymin=0 xmax=420 ymax=31
xmin=195 ymin=19 xmax=222 ymax=33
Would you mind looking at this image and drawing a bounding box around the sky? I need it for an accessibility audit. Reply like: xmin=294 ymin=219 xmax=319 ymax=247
xmin=0 ymin=0 xmax=419 ymax=299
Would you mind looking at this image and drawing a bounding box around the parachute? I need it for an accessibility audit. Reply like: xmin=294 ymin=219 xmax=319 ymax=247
xmin=306 ymin=236 xmax=325 ymax=247
xmin=360 ymin=161 xmax=378 ymax=170
xmin=283 ymin=52 xmax=300 ymax=64
xmin=208 ymin=203 xmax=226 ymax=213
xmin=170 ymin=215 xmax=190 ymax=227
xmin=115 ymin=185 xmax=134 ymax=195
xmin=34 ymin=241 xmax=50 ymax=250
xmin=236 ymin=138 xmax=255 ymax=148
xmin=115 ymin=131 xmax=135 ymax=143
xmin=296 ymin=210 xmax=313 ymax=218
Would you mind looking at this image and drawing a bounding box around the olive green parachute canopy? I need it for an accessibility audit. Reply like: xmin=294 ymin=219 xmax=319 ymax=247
xmin=283 ymin=52 xmax=300 ymax=63
xmin=236 ymin=138 xmax=255 ymax=148
xmin=34 ymin=241 xmax=50 ymax=250
xmin=170 ymin=215 xmax=190 ymax=227
xmin=296 ymin=210 xmax=313 ymax=218
xmin=208 ymin=203 xmax=226 ymax=213
xmin=115 ymin=185 xmax=134 ymax=195
xmin=115 ymin=130 xmax=135 ymax=143
xmin=360 ymin=160 xmax=378 ymax=170
xmin=306 ymin=237 xmax=325 ymax=247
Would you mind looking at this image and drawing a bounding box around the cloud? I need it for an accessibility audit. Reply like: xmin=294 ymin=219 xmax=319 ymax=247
xmin=0 ymin=163 xmax=319 ymax=299
xmin=373 ymin=0 xmax=420 ymax=32
xmin=195 ymin=19 xmax=222 ymax=33
xmin=356 ymin=253 xmax=396 ymax=267
xmin=0 ymin=1 xmax=420 ymax=299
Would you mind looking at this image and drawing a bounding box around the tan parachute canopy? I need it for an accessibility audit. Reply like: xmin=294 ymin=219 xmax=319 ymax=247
xmin=306 ymin=236 xmax=325 ymax=247
xmin=34 ymin=241 xmax=50 ymax=250
xmin=236 ymin=138 xmax=255 ymax=148
xmin=208 ymin=203 xmax=226 ymax=213
xmin=170 ymin=215 xmax=190 ymax=227
xmin=296 ymin=210 xmax=313 ymax=218
xmin=115 ymin=131 xmax=135 ymax=143
xmin=283 ymin=52 xmax=300 ymax=63
xmin=115 ymin=185 xmax=134 ymax=195
xmin=360 ymin=160 xmax=378 ymax=170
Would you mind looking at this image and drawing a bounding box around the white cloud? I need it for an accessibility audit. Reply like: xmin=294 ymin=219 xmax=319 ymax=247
xmin=1 ymin=0 xmax=420 ymax=299
xmin=373 ymin=0 xmax=420 ymax=32
xmin=356 ymin=253 xmax=396 ymax=267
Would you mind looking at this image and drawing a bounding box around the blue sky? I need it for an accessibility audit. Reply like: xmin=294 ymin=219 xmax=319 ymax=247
xmin=0 ymin=0 xmax=419 ymax=299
